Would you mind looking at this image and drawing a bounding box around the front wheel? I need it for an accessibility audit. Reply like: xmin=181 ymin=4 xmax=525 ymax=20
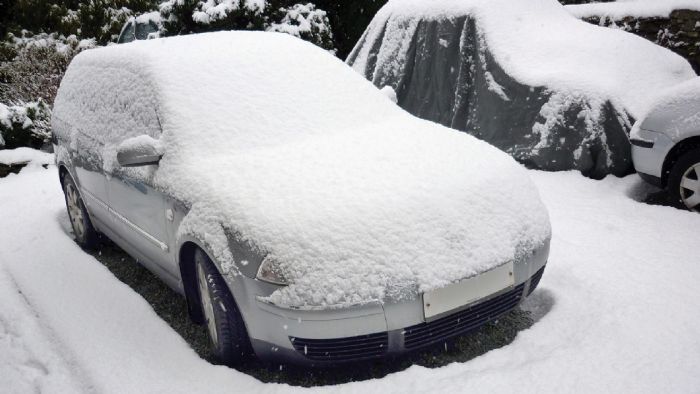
xmin=195 ymin=248 xmax=252 ymax=366
xmin=668 ymin=148 xmax=700 ymax=213
xmin=62 ymin=175 xmax=99 ymax=248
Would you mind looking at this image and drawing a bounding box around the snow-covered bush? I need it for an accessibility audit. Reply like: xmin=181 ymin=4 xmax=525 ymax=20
xmin=0 ymin=100 xmax=52 ymax=149
xmin=77 ymin=1 xmax=136 ymax=44
xmin=267 ymin=3 xmax=333 ymax=51
xmin=159 ymin=0 xmax=266 ymax=34
xmin=158 ymin=0 xmax=334 ymax=50
xmin=0 ymin=33 xmax=93 ymax=149
xmin=0 ymin=32 xmax=95 ymax=105
xmin=192 ymin=0 xmax=266 ymax=27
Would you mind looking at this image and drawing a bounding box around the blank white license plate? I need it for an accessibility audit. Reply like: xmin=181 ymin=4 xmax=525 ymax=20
xmin=423 ymin=262 xmax=514 ymax=320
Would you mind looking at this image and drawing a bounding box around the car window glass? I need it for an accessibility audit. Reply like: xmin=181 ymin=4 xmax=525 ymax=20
xmin=118 ymin=21 xmax=135 ymax=44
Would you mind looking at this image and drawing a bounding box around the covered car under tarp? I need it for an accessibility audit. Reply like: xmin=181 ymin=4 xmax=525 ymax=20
xmin=347 ymin=0 xmax=696 ymax=178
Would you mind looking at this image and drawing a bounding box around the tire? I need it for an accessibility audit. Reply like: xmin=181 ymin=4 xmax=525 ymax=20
xmin=62 ymin=174 xmax=99 ymax=249
xmin=667 ymin=148 xmax=700 ymax=213
xmin=194 ymin=248 xmax=252 ymax=366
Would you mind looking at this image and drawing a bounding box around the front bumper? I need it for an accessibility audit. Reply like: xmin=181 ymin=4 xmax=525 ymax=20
xmin=227 ymin=242 xmax=549 ymax=366
xmin=631 ymin=128 xmax=674 ymax=181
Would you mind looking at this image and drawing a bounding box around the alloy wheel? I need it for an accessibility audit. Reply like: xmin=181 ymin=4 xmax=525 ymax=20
xmin=679 ymin=162 xmax=700 ymax=212
xmin=65 ymin=183 xmax=86 ymax=239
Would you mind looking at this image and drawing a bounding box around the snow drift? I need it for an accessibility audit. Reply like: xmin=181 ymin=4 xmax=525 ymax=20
xmin=347 ymin=0 xmax=696 ymax=178
xmin=54 ymin=31 xmax=551 ymax=308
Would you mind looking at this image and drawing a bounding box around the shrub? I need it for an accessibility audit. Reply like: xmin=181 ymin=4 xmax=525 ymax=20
xmin=0 ymin=99 xmax=51 ymax=149
xmin=0 ymin=32 xmax=95 ymax=104
xmin=157 ymin=0 xmax=333 ymax=50
xmin=267 ymin=3 xmax=333 ymax=52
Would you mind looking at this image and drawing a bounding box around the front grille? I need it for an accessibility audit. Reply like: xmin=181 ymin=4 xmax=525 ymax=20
xmin=404 ymin=283 xmax=525 ymax=350
xmin=527 ymin=266 xmax=546 ymax=296
xmin=290 ymin=331 xmax=389 ymax=362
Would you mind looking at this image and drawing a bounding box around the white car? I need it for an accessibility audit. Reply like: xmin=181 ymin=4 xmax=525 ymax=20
xmin=53 ymin=31 xmax=551 ymax=366
xmin=631 ymin=78 xmax=700 ymax=212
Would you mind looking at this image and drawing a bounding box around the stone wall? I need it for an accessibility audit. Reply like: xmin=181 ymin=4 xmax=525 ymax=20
xmin=581 ymin=10 xmax=700 ymax=74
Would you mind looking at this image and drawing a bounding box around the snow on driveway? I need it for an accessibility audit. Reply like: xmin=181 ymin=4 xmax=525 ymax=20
xmin=0 ymin=165 xmax=698 ymax=393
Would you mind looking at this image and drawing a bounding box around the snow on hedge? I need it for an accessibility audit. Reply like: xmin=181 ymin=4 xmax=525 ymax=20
xmin=0 ymin=101 xmax=52 ymax=149
xmin=191 ymin=0 xmax=266 ymax=24
xmin=0 ymin=148 xmax=53 ymax=166
xmin=54 ymin=31 xmax=551 ymax=308
xmin=566 ymin=0 xmax=700 ymax=20
xmin=5 ymin=31 xmax=96 ymax=55
xmin=268 ymin=3 xmax=330 ymax=36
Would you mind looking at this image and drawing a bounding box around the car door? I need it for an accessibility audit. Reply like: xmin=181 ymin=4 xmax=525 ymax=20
xmin=102 ymin=76 xmax=177 ymax=280
xmin=107 ymin=160 xmax=174 ymax=274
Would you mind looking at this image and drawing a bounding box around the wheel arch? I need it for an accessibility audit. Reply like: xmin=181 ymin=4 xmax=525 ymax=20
xmin=178 ymin=239 xmax=206 ymax=324
xmin=58 ymin=164 xmax=69 ymax=186
xmin=661 ymin=135 xmax=700 ymax=188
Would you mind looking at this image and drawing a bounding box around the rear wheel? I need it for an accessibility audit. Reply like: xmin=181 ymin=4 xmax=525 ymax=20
xmin=62 ymin=175 xmax=98 ymax=249
xmin=195 ymin=248 xmax=252 ymax=366
xmin=668 ymin=149 xmax=700 ymax=213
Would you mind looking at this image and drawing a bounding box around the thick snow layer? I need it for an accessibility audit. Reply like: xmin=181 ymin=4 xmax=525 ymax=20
xmin=631 ymin=77 xmax=700 ymax=141
xmin=0 ymin=266 xmax=83 ymax=393
xmin=0 ymin=147 xmax=53 ymax=166
xmin=353 ymin=0 xmax=695 ymax=119
xmin=2 ymin=165 xmax=699 ymax=392
xmin=567 ymin=0 xmax=700 ymax=19
xmin=54 ymin=32 xmax=551 ymax=308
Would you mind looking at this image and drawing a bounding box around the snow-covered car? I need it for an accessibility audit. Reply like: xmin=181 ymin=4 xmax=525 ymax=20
xmin=52 ymin=31 xmax=551 ymax=366
xmin=631 ymin=78 xmax=700 ymax=212
xmin=347 ymin=0 xmax=696 ymax=179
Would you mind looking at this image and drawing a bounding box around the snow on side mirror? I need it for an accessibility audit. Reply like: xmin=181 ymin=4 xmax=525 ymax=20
xmin=116 ymin=135 xmax=163 ymax=167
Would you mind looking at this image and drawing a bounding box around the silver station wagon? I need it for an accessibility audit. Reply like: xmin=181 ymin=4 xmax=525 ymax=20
xmin=53 ymin=31 xmax=551 ymax=366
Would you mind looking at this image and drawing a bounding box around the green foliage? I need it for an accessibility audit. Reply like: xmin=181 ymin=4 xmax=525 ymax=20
xmin=267 ymin=3 xmax=334 ymax=51
xmin=158 ymin=0 xmax=331 ymax=50
xmin=159 ymin=0 xmax=199 ymax=35
xmin=0 ymin=99 xmax=51 ymax=149
xmin=0 ymin=32 xmax=94 ymax=104
xmin=2 ymin=0 xmax=160 ymax=45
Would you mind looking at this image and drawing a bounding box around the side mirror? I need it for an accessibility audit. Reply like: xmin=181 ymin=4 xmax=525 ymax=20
xmin=117 ymin=135 xmax=163 ymax=167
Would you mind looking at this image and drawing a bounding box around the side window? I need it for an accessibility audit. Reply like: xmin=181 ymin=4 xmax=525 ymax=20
xmin=118 ymin=21 xmax=135 ymax=44
xmin=54 ymin=62 xmax=161 ymax=178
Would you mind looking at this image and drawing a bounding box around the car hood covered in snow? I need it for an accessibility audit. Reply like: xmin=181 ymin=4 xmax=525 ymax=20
xmin=64 ymin=32 xmax=551 ymax=308
xmin=632 ymin=77 xmax=700 ymax=141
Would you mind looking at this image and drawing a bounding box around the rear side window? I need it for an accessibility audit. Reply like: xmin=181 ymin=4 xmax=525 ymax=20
xmin=118 ymin=21 xmax=135 ymax=44
xmin=54 ymin=63 xmax=161 ymax=169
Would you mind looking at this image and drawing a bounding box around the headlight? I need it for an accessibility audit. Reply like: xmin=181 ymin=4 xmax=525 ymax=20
xmin=256 ymin=255 xmax=289 ymax=285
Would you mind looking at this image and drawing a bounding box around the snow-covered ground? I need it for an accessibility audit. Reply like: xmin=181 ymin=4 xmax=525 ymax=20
xmin=1 ymin=164 xmax=698 ymax=393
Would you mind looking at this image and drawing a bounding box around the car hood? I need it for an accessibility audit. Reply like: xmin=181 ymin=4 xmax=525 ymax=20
xmin=632 ymin=77 xmax=700 ymax=141
xmin=156 ymin=115 xmax=551 ymax=309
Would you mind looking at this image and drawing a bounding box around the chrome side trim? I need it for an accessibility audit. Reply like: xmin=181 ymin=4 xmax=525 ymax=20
xmin=109 ymin=208 xmax=169 ymax=252
xmin=81 ymin=187 xmax=109 ymax=211
xmin=81 ymin=187 xmax=169 ymax=252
